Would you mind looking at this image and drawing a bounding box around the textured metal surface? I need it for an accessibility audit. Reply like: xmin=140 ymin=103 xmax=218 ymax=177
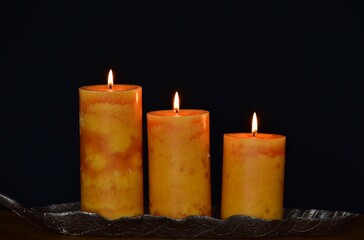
xmin=0 ymin=192 xmax=359 ymax=238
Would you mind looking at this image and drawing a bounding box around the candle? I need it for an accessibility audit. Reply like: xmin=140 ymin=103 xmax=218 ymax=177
xmin=147 ymin=92 xmax=211 ymax=218
xmin=221 ymin=112 xmax=286 ymax=220
xmin=79 ymin=70 xmax=143 ymax=220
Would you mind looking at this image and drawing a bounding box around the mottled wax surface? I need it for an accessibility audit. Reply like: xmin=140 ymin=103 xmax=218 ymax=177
xmin=79 ymin=85 xmax=143 ymax=220
xmin=221 ymin=133 xmax=286 ymax=220
xmin=147 ymin=110 xmax=211 ymax=218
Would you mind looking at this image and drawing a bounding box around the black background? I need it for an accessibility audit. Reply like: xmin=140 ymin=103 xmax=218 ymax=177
xmin=1 ymin=1 xmax=363 ymax=213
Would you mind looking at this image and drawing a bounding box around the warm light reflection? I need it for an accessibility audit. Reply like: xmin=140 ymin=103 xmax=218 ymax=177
xmin=252 ymin=112 xmax=258 ymax=137
xmin=108 ymin=69 xmax=113 ymax=89
xmin=173 ymin=92 xmax=180 ymax=113
xmin=136 ymin=92 xmax=139 ymax=104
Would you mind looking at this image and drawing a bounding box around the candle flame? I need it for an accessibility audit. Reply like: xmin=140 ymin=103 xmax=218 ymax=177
xmin=173 ymin=91 xmax=180 ymax=113
xmin=108 ymin=69 xmax=113 ymax=89
xmin=252 ymin=112 xmax=258 ymax=137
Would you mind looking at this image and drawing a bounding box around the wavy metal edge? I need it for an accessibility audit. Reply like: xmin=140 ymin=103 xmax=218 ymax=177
xmin=0 ymin=192 xmax=359 ymax=238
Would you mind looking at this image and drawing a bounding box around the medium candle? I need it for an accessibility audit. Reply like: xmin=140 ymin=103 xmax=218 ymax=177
xmin=147 ymin=92 xmax=211 ymax=218
xmin=79 ymin=70 xmax=143 ymax=220
xmin=221 ymin=112 xmax=286 ymax=220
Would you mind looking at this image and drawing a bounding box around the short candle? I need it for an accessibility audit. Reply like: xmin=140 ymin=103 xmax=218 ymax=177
xmin=221 ymin=112 xmax=286 ymax=220
xmin=147 ymin=92 xmax=211 ymax=218
xmin=79 ymin=70 xmax=143 ymax=220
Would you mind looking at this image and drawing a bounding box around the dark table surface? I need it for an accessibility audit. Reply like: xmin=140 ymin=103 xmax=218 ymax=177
xmin=0 ymin=211 xmax=363 ymax=240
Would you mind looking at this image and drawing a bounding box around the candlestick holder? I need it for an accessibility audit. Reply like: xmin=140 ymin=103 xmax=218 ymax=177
xmin=0 ymin=192 xmax=359 ymax=238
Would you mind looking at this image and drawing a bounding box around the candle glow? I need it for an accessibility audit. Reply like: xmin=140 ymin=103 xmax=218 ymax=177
xmin=79 ymin=70 xmax=143 ymax=219
xmin=147 ymin=92 xmax=211 ymax=218
xmin=221 ymin=112 xmax=286 ymax=220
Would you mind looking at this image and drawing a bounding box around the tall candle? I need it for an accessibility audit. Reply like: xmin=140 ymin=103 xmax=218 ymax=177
xmin=221 ymin=112 xmax=286 ymax=220
xmin=79 ymin=70 xmax=143 ymax=220
xmin=147 ymin=92 xmax=211 ymax=218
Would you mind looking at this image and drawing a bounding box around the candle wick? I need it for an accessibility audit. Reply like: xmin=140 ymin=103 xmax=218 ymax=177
xmin=174 ymin=108 xmax=179 ymax=114
xmin=108 ymin=84 xmax=112 ymax=90
xmin=253 ymin=131 xmax=257 ymax=137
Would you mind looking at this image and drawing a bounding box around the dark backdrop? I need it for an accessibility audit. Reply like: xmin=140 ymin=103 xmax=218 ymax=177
xmin=1 ymin=1 xmax=363 ymax=213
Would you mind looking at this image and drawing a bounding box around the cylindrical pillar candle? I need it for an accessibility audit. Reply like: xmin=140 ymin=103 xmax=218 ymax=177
xmin=79 ymin=70 xmax=143 ymax=220
xmin=221 ymin=113 xmax=286 ymax=220
xmin=147 ymin=92 xmax=211 ymax=218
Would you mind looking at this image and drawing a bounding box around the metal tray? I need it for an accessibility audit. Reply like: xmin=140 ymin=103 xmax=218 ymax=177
xmin=0 ymin=192 xmax=359 ymax=238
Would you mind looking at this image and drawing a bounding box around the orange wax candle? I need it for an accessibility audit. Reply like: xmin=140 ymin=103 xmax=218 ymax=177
xmin=79 ymin=70 xmax=143 ymax=220
xmin=147 ymin=92 xmax=211 ymax=218
xmin=221 ymin=113 xmax=286 ymax=220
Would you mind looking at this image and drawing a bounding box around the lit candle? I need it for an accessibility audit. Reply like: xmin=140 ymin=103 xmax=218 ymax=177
xmin=147 ymin=92 xmax=211 ymax=218
xmin=79 ymin=70 xmax=143 ymax=220
xmin=221 ymin=112 xmax=286 ymax=220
